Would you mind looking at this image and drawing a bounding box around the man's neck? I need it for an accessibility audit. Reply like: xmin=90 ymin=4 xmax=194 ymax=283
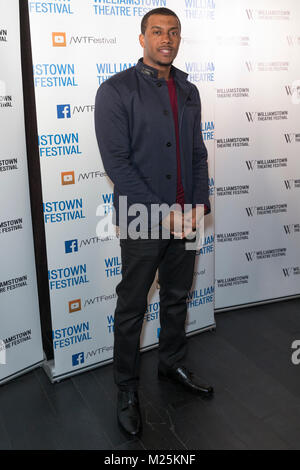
xmin=143 ymin=58 xmax=171 ymax=80
xmin=157 ymin=66 xmax=171 ymax=80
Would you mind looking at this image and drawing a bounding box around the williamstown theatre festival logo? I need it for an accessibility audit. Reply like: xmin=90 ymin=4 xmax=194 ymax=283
xmin=53 ymin=322 xmax=92 ymax=350
xmin=34 ymin=63 xmax=78 ymax=88
xmin=217 ymin=88 xmax=249 ymax=98
xmin=283 ymin=267 xmax=300 ymax=278
xmin=245 ymin=248 xmax=286 ymax=262
xmin=39 ymin=132 xmax=82 ymax=157
xmin=245 ymin=111 xmax=288 ymax=122
xmin=284 ymin=133 xmax=300 ymax=144
xmin=245 ymin=61 xmax=289 ymax=72
xmin=0 ymin=158 xmax=18 ymax=173
xmin=245 ymin=158 xmax=287 ymax=171
xmin=43 ymin=198 xmax=85 ymax=224
xmin=48 ymin=264 xmax=89 ymax=290
xmin=216 ymin=231 xmax=249 ymax=243
xmin=245 ymin=204 xmax=287 ymax=217
xmin=245 ymin=9 xmax=290 ymax=21
xmin=283 ymin=224 xmax=300 ymax=235
xmin=284 ymin=179 xmax=300 ymax=190
xmin=216 ymin=275 xmax=249 ymax=288
xmin=92 ymin=0 xmax=169 ymax=17
xmin=0 ymin=218 xmax=23 ymax=235
xmin=285 ymin=81 xmax=300 ymax=105
xmin=217 ymin=137 xmax=249 ymax=149
xmin=0 ymin=275 xmax=28 ymax=294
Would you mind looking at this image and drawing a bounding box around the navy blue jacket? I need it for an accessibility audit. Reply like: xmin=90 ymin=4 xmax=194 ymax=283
xmin=94 ymin=58 xmax=210 ymax=229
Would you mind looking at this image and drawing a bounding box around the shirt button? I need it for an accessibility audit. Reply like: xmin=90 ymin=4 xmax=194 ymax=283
xmin=163 ymin=110 xmax=169 ymax=116
xmin=166 ymin=142 xmax=172 ymax=147
xmin=166 ymin=174 xmax=172 ymax=180
xmin=157 ymin=82 xmax=162 ymax=87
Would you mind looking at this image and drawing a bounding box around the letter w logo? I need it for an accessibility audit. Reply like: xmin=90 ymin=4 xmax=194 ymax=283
xmin=245 ymin=9 xmax=254 ymax=19
xmin=282 ymin=268 xmax=292 ymax=277
xmin=245 ymin=112 xmax=256 ymax=122
xmin=284 ymin=133 xmax=294 ymax=143
xmin=245 ymin=61 xmax=254 ymax=72
xmin=284 ymin=179 xmax=293 ymax=190
xmin=245 ymin=160 xmax=256 ymax=171
xmin=245 ymin=251 xmax=256 ymax=262
xmin=245 ymin=207 xmax=256 ymax=217
xmin=285 ymin=86 xmax=292 ymax=96
xmin=283 ymin=225 xmax=293 ymax=235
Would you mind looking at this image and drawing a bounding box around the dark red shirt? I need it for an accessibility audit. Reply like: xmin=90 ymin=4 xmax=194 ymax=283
xmin=167 ymin=76 xmax=185 ymax=209
xmin=167 ymin=76 xmax=208 ymax=215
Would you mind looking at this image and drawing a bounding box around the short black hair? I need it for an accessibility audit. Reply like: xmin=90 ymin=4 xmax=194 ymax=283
xmin=141 ymin=8 xmax=181 ymax=35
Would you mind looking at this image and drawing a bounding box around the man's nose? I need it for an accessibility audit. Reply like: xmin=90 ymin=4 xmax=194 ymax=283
xmin=160 ymin=32 xmax=172 ymax=43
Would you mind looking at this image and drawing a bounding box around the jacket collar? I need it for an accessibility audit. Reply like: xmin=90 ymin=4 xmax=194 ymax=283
xmin=136 ymin=58 xmax=188 ymax=83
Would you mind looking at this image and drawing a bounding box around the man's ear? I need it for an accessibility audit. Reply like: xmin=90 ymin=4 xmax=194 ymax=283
xmin=139 ymin=33 xmax=145 ymax=48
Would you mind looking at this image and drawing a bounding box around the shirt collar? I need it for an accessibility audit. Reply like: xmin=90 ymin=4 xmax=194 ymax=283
xmin=136 ymin=58 xmax=188 ymax=82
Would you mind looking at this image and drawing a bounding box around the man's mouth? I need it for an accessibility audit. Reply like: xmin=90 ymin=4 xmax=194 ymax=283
xmin=158 ymin=47 xmax=173 ymax=55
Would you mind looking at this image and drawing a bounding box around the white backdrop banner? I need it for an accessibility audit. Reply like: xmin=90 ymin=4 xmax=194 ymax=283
xmin=214 ymin=0 xmax=300 ymax=309
xmin=28 ymin=0 xmax=216 ymax=381
xmin=0 ymin=0 xmax=44 ymax=385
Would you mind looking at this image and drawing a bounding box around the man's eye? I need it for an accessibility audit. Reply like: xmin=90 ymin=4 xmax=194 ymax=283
xmin=153 ymin=31 xmax=161 ymax=35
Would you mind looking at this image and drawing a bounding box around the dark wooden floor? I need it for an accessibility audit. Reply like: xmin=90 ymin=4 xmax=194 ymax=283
xmin=1 ymin=297 xmax=300 ymax=450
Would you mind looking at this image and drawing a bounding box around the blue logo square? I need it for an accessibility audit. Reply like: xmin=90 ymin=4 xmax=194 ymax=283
xmin=57 ymin=104 xmax=71 ymax=119
xmin=72 ymin=352 xmax=84 ymax=367
xmin=65 ymin=239 xmax=78 ymax=253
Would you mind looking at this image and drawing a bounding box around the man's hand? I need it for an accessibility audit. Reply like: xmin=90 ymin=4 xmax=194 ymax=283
xmin=161 ymin=205 xmax=204 ymax=239
xmin=161 ymin=210 xmax=185 ymax=238
xmin=182 ymin=206 xmax=203 ymax=239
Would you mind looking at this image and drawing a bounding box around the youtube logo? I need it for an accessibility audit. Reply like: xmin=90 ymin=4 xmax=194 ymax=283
xmin=52 ymin=32 xmax=66 ymax=47
xmin=68 ymin=299 xmax=81 ymax=313
xmin=61 ymin=171 xmax=75 ymax=186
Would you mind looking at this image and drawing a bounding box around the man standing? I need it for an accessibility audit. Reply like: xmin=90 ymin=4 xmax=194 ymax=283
xmin=95 ymin=7 xmax=213 ymax=436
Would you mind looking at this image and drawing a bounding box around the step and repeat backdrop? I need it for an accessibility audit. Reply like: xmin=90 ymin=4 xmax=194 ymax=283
xmin=0 ymin=0 xmax=44 ymax=385
xmin=27 ymin=0 xmax=216 ymax=381
xmin=1 ymin=0 xmax=299 ymax=385
xmin=214 ymin=0 xmax=300 ymax=309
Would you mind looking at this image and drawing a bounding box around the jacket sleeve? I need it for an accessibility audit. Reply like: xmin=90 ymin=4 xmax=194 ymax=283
xmin=94 ymin=81 xmax=163 ymax=210
xmin=192 ymin=86 xmax=211 ymax=215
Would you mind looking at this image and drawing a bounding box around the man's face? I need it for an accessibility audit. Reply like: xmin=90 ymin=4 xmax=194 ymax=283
xmin=139 ymin=14 xmax=181 ymax=68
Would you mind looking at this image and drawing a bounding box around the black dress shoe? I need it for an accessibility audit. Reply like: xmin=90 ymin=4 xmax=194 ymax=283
xmin=158 ymin=366 xmax=214 ymax=397
xmin=117 ymin=391 xmax=142 ymax=436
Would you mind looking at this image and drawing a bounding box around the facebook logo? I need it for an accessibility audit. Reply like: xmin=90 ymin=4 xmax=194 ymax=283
xmin=65 ymin=239 xmax=78 ymax=253
xmin=72 ymin=352 xmax=84 ymax=367
xmin=57 ymin=104 xmax=71 ymax=119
